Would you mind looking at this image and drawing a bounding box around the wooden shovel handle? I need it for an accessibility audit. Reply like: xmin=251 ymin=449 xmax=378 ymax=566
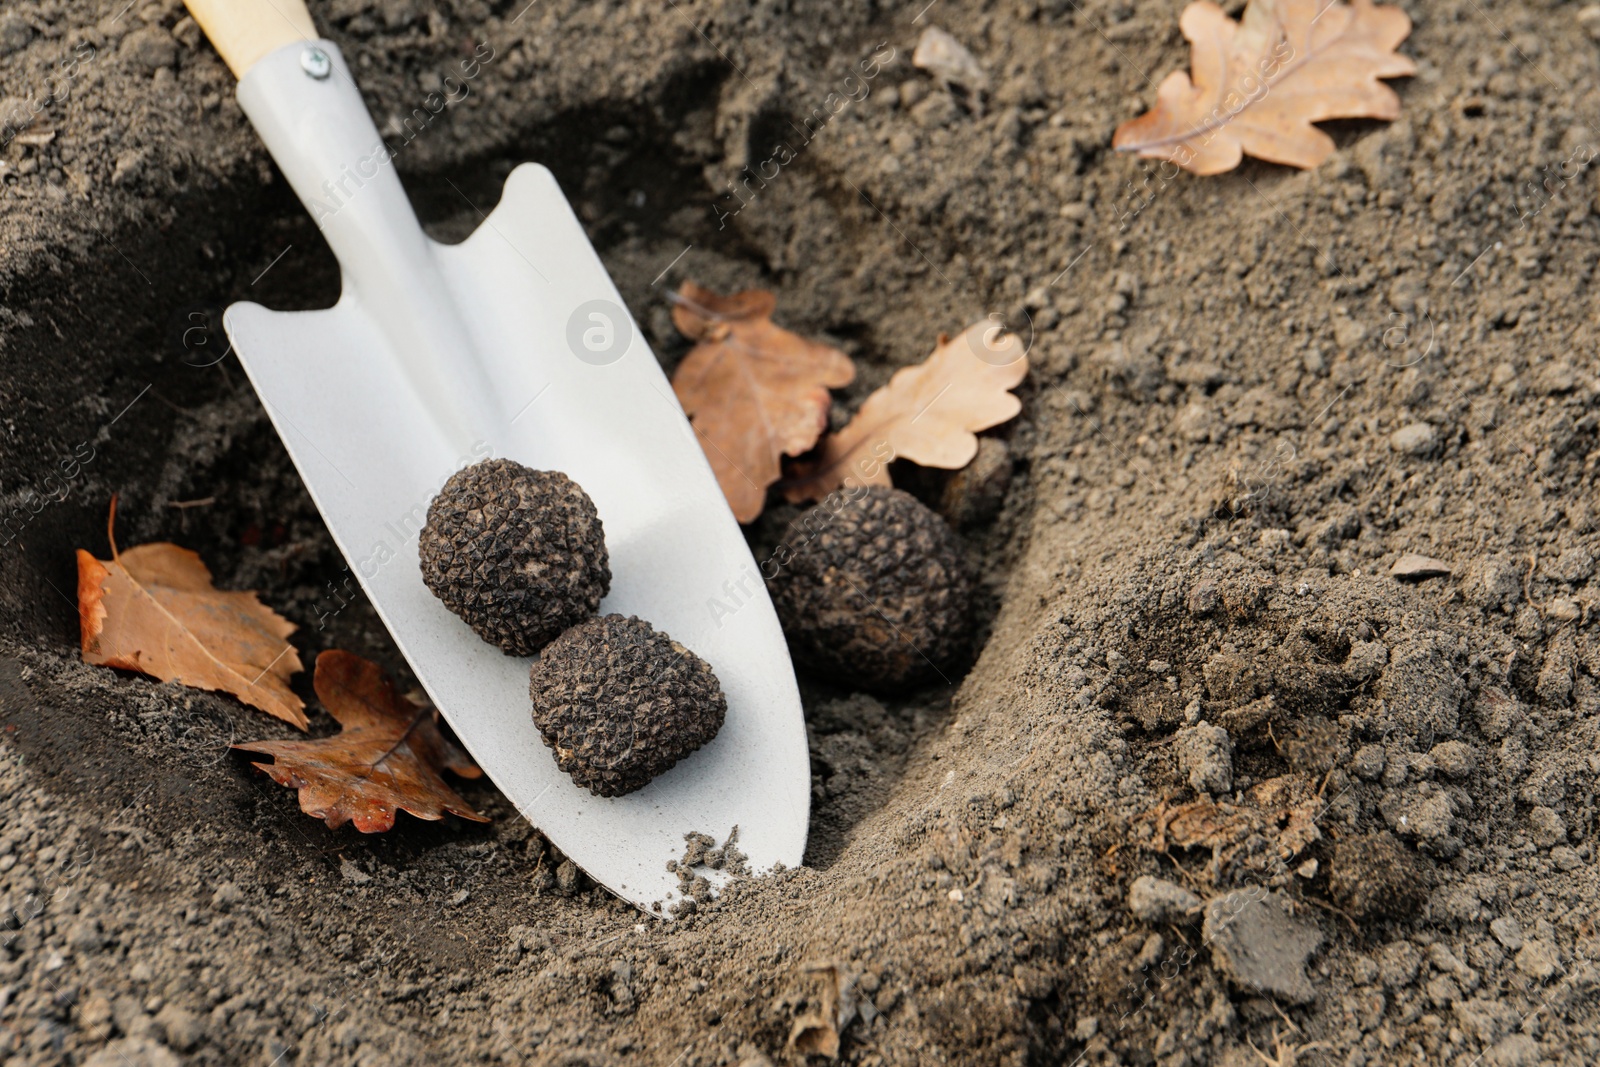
xmin=183 ymin=0 xmax=317 ymax=79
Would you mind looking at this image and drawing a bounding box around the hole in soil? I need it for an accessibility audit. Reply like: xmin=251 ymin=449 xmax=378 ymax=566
xmin=0 ymin=74 xmax=993 ymax=913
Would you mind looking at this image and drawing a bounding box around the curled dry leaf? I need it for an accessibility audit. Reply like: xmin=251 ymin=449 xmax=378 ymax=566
xmin=234 ymin=650 xmax=487 ymax=832
xmin=787 ymin=962 xmax=863 ymax=1059
xmin=77 ymin=509 xmax=306 ymax=728
xmin=671 ymin=281 xmax=855 ymax=523
xmin=1113 ymin=0 xmax=1416 ymax=175
xmin=784 ymin=321 xmax=1027 ymax=503
xmin=1138 ymin=774 xmax=1322 ymax=876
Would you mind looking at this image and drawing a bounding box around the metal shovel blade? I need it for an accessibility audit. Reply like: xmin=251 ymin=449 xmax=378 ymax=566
xmin=223 ymin=42 xmax=808 ymax=913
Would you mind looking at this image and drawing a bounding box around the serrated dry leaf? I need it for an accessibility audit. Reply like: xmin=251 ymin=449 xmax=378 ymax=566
xmin=783 ymin=321 xmax=1027 ymax=503
xmin=234 ymin=650 xmax=487 ymax=832
xmin=76 ymin=505 xmax=306 ymax=729
xmin=1113 ymin=0 xmax=1416 ymax=175
xmin=671 ymin=281 xmax=856 ymax=523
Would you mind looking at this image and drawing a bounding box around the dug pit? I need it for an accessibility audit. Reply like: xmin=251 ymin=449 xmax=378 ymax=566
xmin=2 ymin=1 xmax=1599 ymax=1065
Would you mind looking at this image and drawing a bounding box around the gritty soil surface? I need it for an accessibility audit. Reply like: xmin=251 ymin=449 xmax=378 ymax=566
xmin=2 ymin=0 xmax=1599 ymax=1065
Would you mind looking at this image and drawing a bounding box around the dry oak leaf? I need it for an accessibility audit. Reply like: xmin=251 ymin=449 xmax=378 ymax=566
xmin=234 ymin=650 xmax=487 ymax=832
xmin=670 ymin=281 xmax=855 ymax=523
xmin=77 ymin=536 xmax=306 ymax=729
xmin=1113 ymin=0 xmax=1416 ymax=175
xmin=783 ymin=320 xmax=1026 ymax=503
xmin=1138 ymin=775 xmax=1322 ymax=869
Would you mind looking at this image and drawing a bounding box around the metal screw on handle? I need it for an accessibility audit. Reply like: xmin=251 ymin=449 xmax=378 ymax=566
xmin=300 ymin=46 xmax=331 ymax=79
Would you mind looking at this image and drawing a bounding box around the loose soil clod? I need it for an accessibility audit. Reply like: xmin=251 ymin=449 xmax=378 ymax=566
xmin=1327 ymin=831 xmax=1431 ymax=920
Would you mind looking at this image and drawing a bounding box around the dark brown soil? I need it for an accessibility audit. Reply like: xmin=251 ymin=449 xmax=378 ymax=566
xmin=2 ymin=0 xmax=1598 ymax=1065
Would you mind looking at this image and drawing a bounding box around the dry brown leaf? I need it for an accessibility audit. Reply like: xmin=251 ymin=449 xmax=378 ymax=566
xmin=786 ymin=962 xmax=862 ymax=1059
xmin=670 ymin=281 xmax=855 ymax=523
xmin=1113 ymin=0 xmax=1416 ymax=175
xmin=783 ymin=321 xmax=1026 ymax=503
xmin=77 ymin=502 xmax=306 ymax=728
xmin=1147 ymin=796 xmax=1262 ymax=855
xmin=1139 ymin=775 xmax=1322 ymax=872
xmin=234 ymin=650 xmax=487 ymax=832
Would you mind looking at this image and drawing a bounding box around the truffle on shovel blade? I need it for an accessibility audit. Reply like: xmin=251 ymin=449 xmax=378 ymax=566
xmin=419 ymin=458 xmax=610 ymax=655
xmin=768 ymin=486 xmax=971 ymax=692
xmin=530 ymin=614 xmax=727 ymax=797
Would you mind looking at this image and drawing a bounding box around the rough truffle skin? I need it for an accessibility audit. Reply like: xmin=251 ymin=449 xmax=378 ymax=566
xmin=768 ymin=487 xmax=971 ymax=692
xmin=529 ymin=614 xmax=727 ymax=797
xmin=419 ymin=458 xmax=610 ymax=656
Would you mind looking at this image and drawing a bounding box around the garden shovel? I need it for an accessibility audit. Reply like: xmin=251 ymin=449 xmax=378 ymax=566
xmin=183 ymin=0 xmax=808 ymax=913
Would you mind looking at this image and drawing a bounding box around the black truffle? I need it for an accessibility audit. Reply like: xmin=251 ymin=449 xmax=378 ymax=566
xmin=767 ymin=486 xmax=971 ymax=692
xmin=419 ymin=458 xmax=610 ymax=656
xmin=529 ymin=614 xmax=726 ymax=797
